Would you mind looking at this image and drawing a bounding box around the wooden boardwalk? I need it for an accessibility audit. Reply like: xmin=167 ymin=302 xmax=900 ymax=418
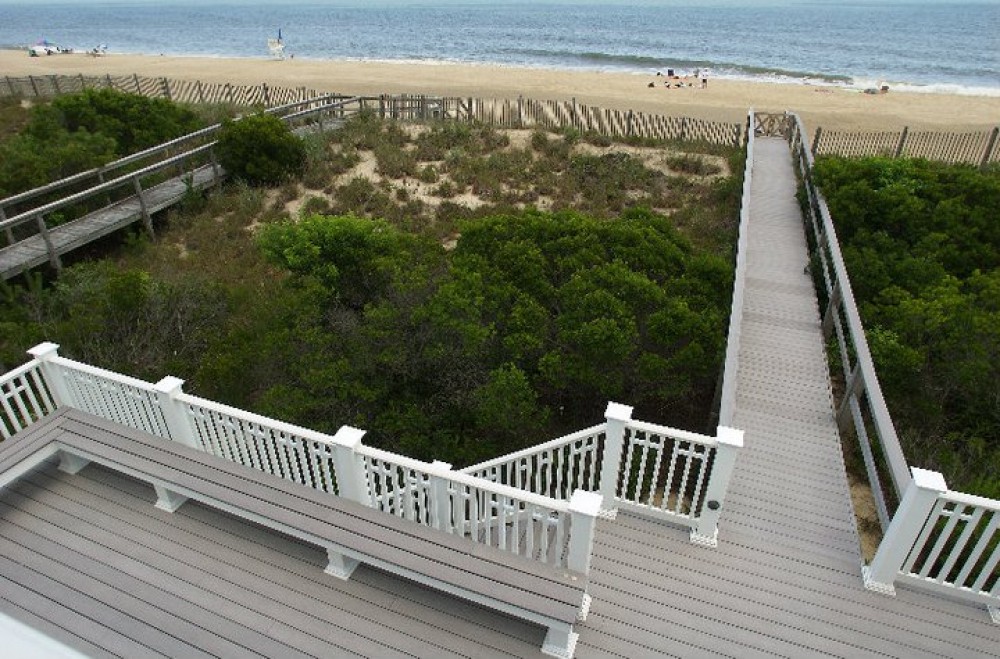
xmin=0 ymin=165 xmax=218 ymax=281
xmin=0 ymin=137 xmax=998 ymax=657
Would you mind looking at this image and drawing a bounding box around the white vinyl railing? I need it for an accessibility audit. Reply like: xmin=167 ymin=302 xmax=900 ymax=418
xmin=17 ymin=342 xmax=602 ymax=572
xmin=462 ymin=402 xmax=743 ymax=548
xmin=0 ymin=358 xmax=55 ymax=439
xmin=788 ymin=117 xmax=1000 ymax=620
xmin=863 ymin=469 xmax=999 ymax=619
xmin=460 ymin=424 xmax=606 ymax=501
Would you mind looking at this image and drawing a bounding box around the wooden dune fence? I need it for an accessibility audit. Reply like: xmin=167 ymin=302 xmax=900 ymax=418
xmin=2 ymin=74 xmax=744 ymax=147
xmin=2 ymin=73 xmax=323 ymax=107
xmin=813 ymin=125 xmax=1000 ymax=168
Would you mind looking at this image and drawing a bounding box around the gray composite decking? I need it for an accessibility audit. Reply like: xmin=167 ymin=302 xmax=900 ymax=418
xmin=0 ymin=164 xmax=219 ymax=280
xmin=0 ymin=137 xmax=998 ymax=657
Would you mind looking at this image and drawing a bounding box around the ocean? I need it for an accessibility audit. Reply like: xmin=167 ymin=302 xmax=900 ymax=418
xmin=1 ymin=1 xmax=998 ymax=96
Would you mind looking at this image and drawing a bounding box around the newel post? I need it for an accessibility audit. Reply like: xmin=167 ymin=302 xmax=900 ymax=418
xmin=863 ymin=468 xmax=946 ymax=596
xmin=27 ymin=342 xmax=73 ymax=408
xmin=330 ymin=426 xmax=371 ymax=506
xmin=597 ymin=402 xmax=633 ymax=519
xmin=566 ymin=490 xmax=603 ymax=576
xmin=153 ymin=376 xmax=198 ymax=449
xmin=429 ymin=461 xmax=453 ymax=532
xmin=690 ymin=426 xmax=744 ymax=548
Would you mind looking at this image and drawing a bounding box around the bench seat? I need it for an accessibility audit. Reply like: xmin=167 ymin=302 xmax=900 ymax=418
xmin=0 ymin=408 xmax=589 ymax=658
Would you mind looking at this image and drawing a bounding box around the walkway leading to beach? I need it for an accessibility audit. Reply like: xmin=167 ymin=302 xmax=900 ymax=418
xmin=574 ymin=137 xmax=999 ymax=658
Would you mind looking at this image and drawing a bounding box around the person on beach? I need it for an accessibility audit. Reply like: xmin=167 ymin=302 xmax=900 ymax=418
xmin=701 ymin=70 xmax=709 ymax=88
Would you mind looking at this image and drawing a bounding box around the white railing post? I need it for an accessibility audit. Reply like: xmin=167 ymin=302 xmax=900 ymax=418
xmin=566 ymin=489 xmax=603 ymax=577
xmin=331 ymin=426 xmax=372 ymax=506
xmin=598 ymin=402 xmax=633 ymax=519
xmin=690 ymin=426 xmax=744 ymax=548
xmin=153 ymin=376 xmax=199 ymax=449
xmin=430 ymin=460 xmax=453 ymax=532
xmin=26 ymin=342 xmax=72 ymax=407
xmin=863 ymin=468 xmax=947 ymax=596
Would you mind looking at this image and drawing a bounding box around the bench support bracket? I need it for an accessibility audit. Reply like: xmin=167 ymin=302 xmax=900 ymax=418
xmin=541 ymin=623 xmax=578 ymax=659
xmin=153 ymin=483 xmax=189 ymax=512
xmin=58 ymin=451 xmax=90 ymax=475
xmin=324 ymin=547 xmax=360 ymax=580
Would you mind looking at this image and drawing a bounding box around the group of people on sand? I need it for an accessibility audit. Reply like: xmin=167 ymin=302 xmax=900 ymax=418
xmin=648 ymin=68 xmax=708 ymax=90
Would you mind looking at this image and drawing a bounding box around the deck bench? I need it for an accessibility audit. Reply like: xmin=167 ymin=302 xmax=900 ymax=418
xmin=0 ymin=408 xmax=590 ymax=658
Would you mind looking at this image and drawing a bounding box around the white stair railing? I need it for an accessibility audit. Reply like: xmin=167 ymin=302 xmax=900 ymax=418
xmin=462 ymin=401 xmax=743 ymax=547
xmin=864 ymin=468 xmax=999 ymax=620
xmin=0 ymin=355 xmax=55 ymax=439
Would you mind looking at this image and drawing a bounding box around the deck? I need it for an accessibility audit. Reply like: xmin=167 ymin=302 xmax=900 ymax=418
xmin=0 ymin=138 xmax=997 ymax=657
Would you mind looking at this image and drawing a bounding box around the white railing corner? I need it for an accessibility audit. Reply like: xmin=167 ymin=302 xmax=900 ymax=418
xmin=690 ymin=425 xmax=744 ymax=548
xmin=566 ymin=489 xmax=603 ymax=576
xmin=331 ymin=425 xmax=372 ymax=506
xmin=863 ymin=468 xmax=947 ymax=596
xmin=598 ymin=402 xmax=633 ymax=519
xmin=153 ymin=376 xmax=198 ymax=449
xmin=430 ymin=460 xmax=453 ymax=532
xmin=27 ymin=342 xmax=71 ymax=407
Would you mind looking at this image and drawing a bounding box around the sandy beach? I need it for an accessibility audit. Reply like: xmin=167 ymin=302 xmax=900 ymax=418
xmin=3 ymin=50 xmax=999 ymax=133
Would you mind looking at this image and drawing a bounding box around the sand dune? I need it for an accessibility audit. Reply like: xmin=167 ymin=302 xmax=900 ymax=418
xmin=3 ymin=50 xmax=998 ymax=134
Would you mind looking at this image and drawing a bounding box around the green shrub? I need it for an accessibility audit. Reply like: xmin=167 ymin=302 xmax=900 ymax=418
xmin=216 ymin=113 xmax=306 ymax=185
xmin=374 ymin=144 xmax=417 ymax=178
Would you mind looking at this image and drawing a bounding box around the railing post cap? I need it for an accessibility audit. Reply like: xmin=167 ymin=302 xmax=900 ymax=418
xmin=569 ymin=489 xmax=603 ymax=517
xmin=154 ymin=375 xmax=185 ymax=394
xmin=332 ymin=425 xmax=366 ymax=448
xmin=716 ymin=426 xmax=745 ymax=448
xmin=430 ymin=460 xmax=452 ymax=472
xmin=910 ymin=468 xmax=947 ymax=493
xmin=27 ymin=342 xmax=60 ymax=359
xmin=604 ymin=401 xmax=633 ymax=422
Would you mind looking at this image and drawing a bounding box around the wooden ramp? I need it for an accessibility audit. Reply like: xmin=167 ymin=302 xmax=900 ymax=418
xmin=0 ymin=165 xmax=218 ymax=281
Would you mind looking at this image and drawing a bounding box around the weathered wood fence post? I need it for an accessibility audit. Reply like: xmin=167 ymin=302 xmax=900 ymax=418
xmin=34 ymin=213 xmax=61 ymax=273
xmin=132 ymin=177 xmax=154 ymax=236
xmin=980 ymin=126 xmax=999 ymax=171
xmin=133 ymin=74 xmax=141 ymax=95
xmin=863 ymin=468 xmax=947 ymax=596
xmin=28 ymin=75 xmax=40 ymax=98
xmin=894 ymin=126 xmax=909 ymax=157
xmin=161 ymin=77 xmax=172 ymax=100
xmin=812 ymin=126 xmax=823 ymax=157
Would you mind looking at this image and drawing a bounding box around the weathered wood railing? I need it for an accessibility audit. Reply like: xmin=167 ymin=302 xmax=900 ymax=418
xmin=0 ymin=95 xmax=362 ymax=279
xmin=788 ymin=114 xmax=1000 ymax=619
xmin=461 ymin=402 xmax=743 ymax=548
xmin=14 ymin=342 xmax=601 ymax=573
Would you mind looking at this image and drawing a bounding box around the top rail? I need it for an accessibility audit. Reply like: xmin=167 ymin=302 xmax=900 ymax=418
xmin=716 ymin=109 xmax=755 ymax=428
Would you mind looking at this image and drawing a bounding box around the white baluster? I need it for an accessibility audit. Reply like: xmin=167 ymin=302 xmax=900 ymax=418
xmin=864 ymin=468 xmax=947 ymax=596
xmin=597 ymin=402 xmax=633 ymax=519
xmin=27 ymin=342 xmax=73 ymax=408
xmin=690 ymin=426 xmax=744 ymax=548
